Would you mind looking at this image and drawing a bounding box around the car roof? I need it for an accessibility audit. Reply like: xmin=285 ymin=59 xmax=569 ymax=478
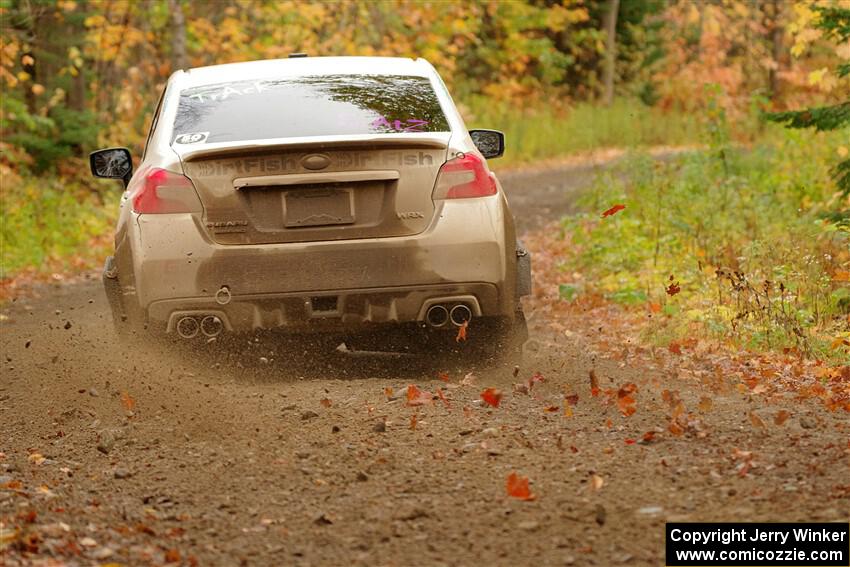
xmin=176 ymin=56 xmax=434 ymax=88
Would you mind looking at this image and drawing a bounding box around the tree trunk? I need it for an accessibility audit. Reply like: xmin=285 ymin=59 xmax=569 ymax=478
xmin=768 ymin=0 xmax=783 ymax=101
xmin=603 ymin=0 xmax=620 ymax=106
xmin=169 ymin=0 xmax=187 ymax=71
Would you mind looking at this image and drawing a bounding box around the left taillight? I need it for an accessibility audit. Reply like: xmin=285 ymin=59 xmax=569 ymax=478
xmin=131 ymin=168 xmax=201 ymax=214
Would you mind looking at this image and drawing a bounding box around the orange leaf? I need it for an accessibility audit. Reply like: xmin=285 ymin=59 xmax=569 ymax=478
xmin=437 ymin=371 xmax=450 ymax=382
xmin=668 ymin=342 xmax=682 ymax=355
xmin=774 ymin=410 xmax=790 ymax=426
xmin=833 ymin=270 xmax=850 ymax=282
xmin=480 ymin=388 xmax=502 ymax=408
xmin=164 ymin=548 xmax=181 ymax=563
xmin=120 ymin=391 xmax=135 ymax=412
xmin=697 ymin=396 xmax=713 ymax=413
xmin=649 ymin=302 xmax=662 ymax=313
xmin=506 ymin=472 xmax=535 ymax=500
xmin=320 ymin=398 xmax=332 ymax=408
xmin=455 ymin=320 xmax=468 ymax=342
xmin=642 ymin=431 xmax=656 ymax=443
xmin=435 ymin=387 xmax=450 ymax=408
xmin=668 ymin=421 xmax=684 ymax=436
xmin=384 ymin=387 xmax=394 ymax=400
xmin=590 ymin=474 xmax=604 ymax=491
xmin=601 ymin=204 xmax=625 ymax=218
xmin=563 ymin=405 xmax=574 ymax=418
xmin=564 ymin=393 xmax=579 ymax=406
xmin=544 ymin=405 xmax=560 ymax=413
xmin=406 ymin=384 xmax=432 ymax=407
xmin=624 ymin=438 xmax=636 ymax=445
xmin=748 ymin=411 xmax=766 ymax=429
xmin=409 ymin=414 xmax=417 ymax=430
xmin=589 ymin=369 xmax=600 ymax=397
xmin=616 ymin=383 xmax=637 ymax=417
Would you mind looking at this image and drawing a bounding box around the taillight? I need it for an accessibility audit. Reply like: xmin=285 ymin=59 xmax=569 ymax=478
xmin=433 ymin=153 xmax=497 ymax=199
xmin=131 ymin=168 xmax=200 ymax=214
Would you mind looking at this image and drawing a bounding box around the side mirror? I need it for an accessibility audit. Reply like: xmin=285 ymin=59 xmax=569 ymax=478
xmin=90 ymin=147 xmax=133 ymax=186
xmin=469 ymin=129 xmax=505 ymax=159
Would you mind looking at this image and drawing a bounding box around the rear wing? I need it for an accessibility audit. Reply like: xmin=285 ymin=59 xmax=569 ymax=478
xmin=178 ymin=133 xmax=451 ymax=162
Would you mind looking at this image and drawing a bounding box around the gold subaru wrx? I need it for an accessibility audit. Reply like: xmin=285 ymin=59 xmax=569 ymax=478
xmin=91 ymin=56 xmax=530 ymax=361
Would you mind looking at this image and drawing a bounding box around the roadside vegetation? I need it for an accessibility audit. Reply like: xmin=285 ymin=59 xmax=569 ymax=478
xmin=553 ymin=124 xmax=849 ymax=363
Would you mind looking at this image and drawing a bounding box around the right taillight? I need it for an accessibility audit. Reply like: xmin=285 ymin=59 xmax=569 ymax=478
xmin=433 ymin=153 xmax=497 ymax=199
xmin=130 ymin=168 xmax=201 ymax=214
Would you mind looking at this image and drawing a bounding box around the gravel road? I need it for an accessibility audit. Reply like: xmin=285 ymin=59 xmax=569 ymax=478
xmin=2 ymin=158 xmax=848 ymax=567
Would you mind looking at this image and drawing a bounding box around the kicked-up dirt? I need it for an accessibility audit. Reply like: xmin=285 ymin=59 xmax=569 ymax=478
xmin=2 ymin=156 xmax=848 ymax=566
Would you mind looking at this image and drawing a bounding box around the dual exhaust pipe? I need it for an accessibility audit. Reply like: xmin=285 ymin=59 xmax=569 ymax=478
xmin=425 ymin=303 xmax=472 ymax=329
xmin=176 ymin=315 xmax=223 ymax=339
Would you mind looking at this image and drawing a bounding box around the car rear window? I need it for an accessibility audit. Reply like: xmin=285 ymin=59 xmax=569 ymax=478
xmin=171 ymin=74 xmax=450 ymax=145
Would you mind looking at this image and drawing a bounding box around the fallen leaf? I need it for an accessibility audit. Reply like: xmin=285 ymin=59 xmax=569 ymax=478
xmin=601 ymin=204 xmax=625 ymax=218
xmin=455 ymin=320 xmax=468 ymax=342
xmin=164 ymin=548 xmax=181 ymax=563
xmin=642 ymin=431 xmax=657 ymax=443
xmin=774 ymin=410 xmax=791 ymax=426
xmin=665 ymin=275 xmax=681 ymax=296
xmin=384 ymin=387 xmax=394 ymax=400
xmin=563 ymin=405 xmax=574 ymax=418
xmin=28 ymin=453 xmax=46 ymax=465
xmin=506 ymin=472 xmax=535 ymax=500
xmin=589 ymin=369 xmax=600 ymax=397
xmin=528 ymin=371 xmax=545 ymax=390
xmin=668 ymin=421 xmax=684 ymax=436
xmin=748 ymin=411 xmax=766 ymax=429
xmin=480 ymin=388 xmax=502 ymax=408
xmin=437 ymin=372 xmax=450 ymax=382
xmin=668 ymin=342 xmax=682 ymax=355
xmin=409 ymin=414 xmax=417 ymax=430
xmin=564 ymin=393 xmax=579 ymax=406
xmin=320 ymin=398 xmax=332 ymax=408
xmin=435 ymin=388 xmax=450 ymax=408
xmin=120 ymin=391 xmax=135 ymax=412
xmin=406 ymin=384 xmax=432 ymax=407
xmin=649 ymin=302 xmax=662 ymax=313
xmin=544 ymin=405 xmax=559 ymax=413
xmin=697 ymin=396 xmax=713 ymax=413
xmin=616 ymin=383 xmax=638 ymax=417
xmin=590 ymin=474 xmax=604 ymax=491
xmin=624 ymin=438 xmax=636 ymax=445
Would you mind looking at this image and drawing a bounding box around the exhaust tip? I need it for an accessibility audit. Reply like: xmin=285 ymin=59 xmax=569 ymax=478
xmin=176 ymin=316 xmax=200 ymax=339
xmin=425 ymin=305 xmax=450 ymax=328
xmin=450 ymin=304 xmax=472 ymax=326
xmin=200 ymin=315 xmax=223 ymax=337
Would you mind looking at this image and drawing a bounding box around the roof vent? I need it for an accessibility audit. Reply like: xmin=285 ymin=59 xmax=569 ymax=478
xmin=288 ymin=53 xmax=308 ymax=58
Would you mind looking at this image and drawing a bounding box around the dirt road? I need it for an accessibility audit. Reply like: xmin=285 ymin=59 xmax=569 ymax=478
xmin=2 ymin=159 xmax=848 ymax=567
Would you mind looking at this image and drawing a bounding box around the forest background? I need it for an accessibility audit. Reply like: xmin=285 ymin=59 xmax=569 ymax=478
xmin=1 ymin=0 xmax=848 ymax=361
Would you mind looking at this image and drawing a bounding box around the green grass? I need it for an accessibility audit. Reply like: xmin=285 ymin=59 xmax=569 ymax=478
xmin=0 ymin=173 xmax=119 ymax=279
xmin=556 ymin=124 xmax=850 ymax=361
xmin=465 ymin=98 xmax=713 ymax=166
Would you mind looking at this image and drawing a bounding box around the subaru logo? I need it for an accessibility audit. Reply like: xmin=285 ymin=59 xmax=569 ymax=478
xmin=301 ymin=153 xmax=331 ymax=170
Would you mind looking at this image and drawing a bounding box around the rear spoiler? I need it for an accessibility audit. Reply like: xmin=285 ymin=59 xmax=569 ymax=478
xmin=179 ymin=133 xmax=451 ymax=162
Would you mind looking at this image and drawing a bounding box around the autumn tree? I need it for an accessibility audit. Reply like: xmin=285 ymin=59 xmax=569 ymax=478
xmin=768 ymin=5 xmax=850 ymax=195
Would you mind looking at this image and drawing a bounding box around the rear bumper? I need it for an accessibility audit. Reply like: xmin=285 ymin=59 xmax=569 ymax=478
xmin=117 ymin=197 xmax=520 ymax=333
xmin=151 ymin=283 xmax=497 ymax=334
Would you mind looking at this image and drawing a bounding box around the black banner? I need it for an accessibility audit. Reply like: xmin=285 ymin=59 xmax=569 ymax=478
xmin=666 ymin=523 xmax=849 ymax=566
